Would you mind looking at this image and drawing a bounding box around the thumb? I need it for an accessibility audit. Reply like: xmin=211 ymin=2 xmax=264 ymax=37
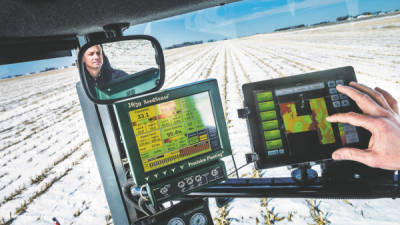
xmin=332 ymin=148 xmax=375 ymax=166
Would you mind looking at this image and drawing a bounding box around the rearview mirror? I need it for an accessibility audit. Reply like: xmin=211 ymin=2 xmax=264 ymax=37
xmin=78 ymin=35 xmax=165 ymax=104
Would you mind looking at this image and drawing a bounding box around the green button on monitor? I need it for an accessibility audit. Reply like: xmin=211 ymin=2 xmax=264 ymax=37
xmin=264 ymin=129 xmax=281 ymax=140
xmin=256 ymin=91 xmax=273 ymax=102
xmin=266 ymin=139 xmax=283 ymax=149
xmin=258 ymin=101 xmax=275 ymax=111
xmin=260 ymin=110 xmax=277 ymax=121
xmin=262 ymin=120 xmax=279 ymax=130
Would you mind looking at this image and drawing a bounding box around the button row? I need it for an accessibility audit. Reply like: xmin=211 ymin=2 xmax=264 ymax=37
xmin=327 ymin=80 xmax=351 ymax=109
xmin=328 ymin=80 xmax=344 ymax=88
xmin=333 ymin=100 xmax=350 ymax=108
xmin=256 ymin=91 xmax=285 ymax=156
xmin=331 ymin=94 xmax=348 ymax=101
xmin=144 ymin=165 xmax=186 ymax=182
xmin=176 ymin=169 xmax=219 ymax=190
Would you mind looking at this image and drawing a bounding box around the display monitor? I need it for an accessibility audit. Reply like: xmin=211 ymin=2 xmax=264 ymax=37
xmin=130 ymin=91 xmax=219 ymax=173
xmin=242 ymin=66 xmax=370 ymax=169
xmin=114 ymin=79 xmax=231 ymax=185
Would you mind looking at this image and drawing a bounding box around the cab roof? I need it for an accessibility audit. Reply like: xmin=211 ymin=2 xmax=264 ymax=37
xmin=0 ymin=0 xmax=237 ymax=39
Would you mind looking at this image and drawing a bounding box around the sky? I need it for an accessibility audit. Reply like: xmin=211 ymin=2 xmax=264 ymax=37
xmin=125 ymin=0 xmax=400 ymax=47
xmin=0 ymin=55 xmax=76 ymax=79
xmin=1 ymin=0 xmax=399 ymax=79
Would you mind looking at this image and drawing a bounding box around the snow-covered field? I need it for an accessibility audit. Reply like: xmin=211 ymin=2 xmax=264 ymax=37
xmin=1 ymin=14 xmax=399 ymax=225
xmin=103 ymin=39 xmax=158 ymax=74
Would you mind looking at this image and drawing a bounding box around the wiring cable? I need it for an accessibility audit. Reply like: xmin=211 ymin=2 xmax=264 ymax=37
xmin=227 ymin=162 xmax=251 ymax=177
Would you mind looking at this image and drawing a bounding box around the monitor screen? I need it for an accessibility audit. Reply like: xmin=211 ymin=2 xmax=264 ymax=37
xmin=114 ymin=78 xmax=231 ymax=185
xmin=242 ymin=67 xmax=370 ymax=168
xmin=128 ymin=92 xmax=221 ymax=172
xmin=254 ymin=82 xmax=359 ymax=158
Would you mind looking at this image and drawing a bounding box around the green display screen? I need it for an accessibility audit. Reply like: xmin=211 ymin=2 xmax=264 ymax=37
xmin=254 ymin=81 xmax=360 ymax=158
xmin=128 ymin=92 xmax=221 ymax=172
xmin=255 ymin=87 xmax=336 ymax=157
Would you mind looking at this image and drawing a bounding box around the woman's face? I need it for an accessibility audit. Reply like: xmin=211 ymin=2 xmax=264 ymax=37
xmin=83 ymin=45 xmax=103 ymax=74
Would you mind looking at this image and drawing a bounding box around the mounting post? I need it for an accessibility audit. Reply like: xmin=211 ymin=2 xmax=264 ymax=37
xmin=290 ymin=163 xmax=318 ymax=184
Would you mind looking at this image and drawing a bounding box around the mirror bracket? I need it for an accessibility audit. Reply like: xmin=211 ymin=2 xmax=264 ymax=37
xmin=103 ymin=23 xmax=130 ymax=38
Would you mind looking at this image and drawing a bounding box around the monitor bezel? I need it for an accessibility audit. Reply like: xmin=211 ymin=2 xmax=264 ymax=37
xmin=114 ymin=79 xmax=231 ymax=185
xmin=242 ymin=66 xmax=370 ymax=169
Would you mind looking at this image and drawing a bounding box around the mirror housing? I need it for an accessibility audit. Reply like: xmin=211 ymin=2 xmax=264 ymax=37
xmin=78 ymin=35 xmax=165 ymax=104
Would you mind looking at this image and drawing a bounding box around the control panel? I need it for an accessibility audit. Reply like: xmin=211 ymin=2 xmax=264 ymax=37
xmin=147 ymin=160 xmax=226 ymax=206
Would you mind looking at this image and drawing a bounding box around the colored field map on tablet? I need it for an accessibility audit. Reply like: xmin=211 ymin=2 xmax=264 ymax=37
xmin=279 ymin=97 xmax=335 ymax=145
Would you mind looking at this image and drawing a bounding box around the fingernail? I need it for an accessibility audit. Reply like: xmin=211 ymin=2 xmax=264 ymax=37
xmin=349 ymin=81 xmax=357 ymax=85
xmin=332 ymin=152 xmax=342 ymax=160
xmin=326 ymin=116 xmax=333 ymax=122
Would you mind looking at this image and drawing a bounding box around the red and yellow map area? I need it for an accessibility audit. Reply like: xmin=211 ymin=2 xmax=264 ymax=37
xmin=280 ymin=97 xmax=335 ymax=145
xmin=129 ymin=93 xmax=213 ymax=172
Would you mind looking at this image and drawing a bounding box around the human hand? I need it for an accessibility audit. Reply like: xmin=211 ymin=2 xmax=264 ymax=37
xmin=326 ymin=82 xmax=400 ymax=170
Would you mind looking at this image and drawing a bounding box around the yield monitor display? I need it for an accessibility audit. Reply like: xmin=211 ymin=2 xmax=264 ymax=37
xmin=242 ymin=66 xmax=370 ymax=169
xmin=114 ymin=79 xmax=231 ymax=185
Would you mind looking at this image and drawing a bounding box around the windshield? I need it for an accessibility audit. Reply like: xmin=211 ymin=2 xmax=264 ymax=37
xmin=0 ymin=0 xmax=399 ymax=224
xmin=130 ymin=0 xmax=400 ymax=224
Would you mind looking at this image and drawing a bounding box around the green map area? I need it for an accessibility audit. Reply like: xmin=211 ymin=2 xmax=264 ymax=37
xmin=279 ymin=97 xmax=335 ymax=145
xmin=129 ymin=92 xmax=212 ymax=172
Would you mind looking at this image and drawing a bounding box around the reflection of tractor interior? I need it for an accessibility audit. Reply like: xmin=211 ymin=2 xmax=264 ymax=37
xmin=78 ymin=63 xmax=399 ymax=224
xmin=96 ymin=67 xmax=160 ymax=100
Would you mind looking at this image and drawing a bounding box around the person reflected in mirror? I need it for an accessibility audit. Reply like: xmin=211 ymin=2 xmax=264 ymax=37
xmin=83 ymin=45 xmax=128 ymax=95
xmin=326 ymin=82 xmax=400 ymax=170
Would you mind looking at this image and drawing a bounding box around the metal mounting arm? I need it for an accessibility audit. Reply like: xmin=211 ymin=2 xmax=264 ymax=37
xmin=187 ymin=176 xmax=400 ymax=199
